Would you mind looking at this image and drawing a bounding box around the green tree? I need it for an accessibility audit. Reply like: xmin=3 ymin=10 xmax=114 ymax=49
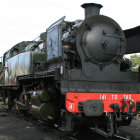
xmin=129 ymin=54 xmax=140 ymax=72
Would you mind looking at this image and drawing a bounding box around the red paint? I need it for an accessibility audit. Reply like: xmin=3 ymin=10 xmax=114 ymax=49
xmin=66 ymin=92 xmax=140 ymax=113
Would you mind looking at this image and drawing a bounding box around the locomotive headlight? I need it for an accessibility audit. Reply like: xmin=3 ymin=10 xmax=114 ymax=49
xmin=62 ymin=45 xmax=71 ymax=49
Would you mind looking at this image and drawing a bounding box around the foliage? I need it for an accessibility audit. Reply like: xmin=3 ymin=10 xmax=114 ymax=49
xmin=0 ymin=102 xmax=4 ymax=105
xmin=129 ymin=54 xmax=140 ymax=72
xmin=0 ymin=101 xmax=8 ymax=109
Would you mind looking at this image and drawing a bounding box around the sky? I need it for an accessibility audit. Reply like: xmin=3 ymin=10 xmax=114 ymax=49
xmin=0 ymin=0 xmax=140 ymax=56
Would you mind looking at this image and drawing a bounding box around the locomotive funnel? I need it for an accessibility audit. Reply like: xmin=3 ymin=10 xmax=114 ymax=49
xmin=81 ymin=3 xmax=103 ymax=19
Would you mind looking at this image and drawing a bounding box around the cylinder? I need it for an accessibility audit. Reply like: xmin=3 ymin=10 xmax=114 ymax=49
xmin=81 ymin=3 xmax=103 ymax=19
xmin=30 ymin=103 xmax=57 ymax=121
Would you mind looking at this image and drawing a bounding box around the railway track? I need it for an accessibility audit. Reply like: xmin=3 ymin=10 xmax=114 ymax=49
xmin=113 ymin=134 xmax=130 ymax=140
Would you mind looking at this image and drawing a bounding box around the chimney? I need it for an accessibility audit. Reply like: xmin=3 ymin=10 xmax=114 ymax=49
xmin=81 ymin=3 xmax=103 ymax=19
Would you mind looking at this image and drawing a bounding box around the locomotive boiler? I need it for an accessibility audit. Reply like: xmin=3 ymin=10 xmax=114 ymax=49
xmin=0 ymin=3 xmax=140 ymax=138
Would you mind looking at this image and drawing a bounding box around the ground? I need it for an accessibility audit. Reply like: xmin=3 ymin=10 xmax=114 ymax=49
xmin=0 ymin=109 xmax=139 ymax=140
xmin=119 ymin=117 xmax=140 ymax=140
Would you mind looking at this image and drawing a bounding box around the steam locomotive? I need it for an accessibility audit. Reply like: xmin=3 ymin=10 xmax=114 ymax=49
xmin=0 ymin=3 xmax=140 ymax=138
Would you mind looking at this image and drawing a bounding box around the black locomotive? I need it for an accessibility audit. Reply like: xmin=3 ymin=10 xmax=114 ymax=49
xmin=0 ymin=3 xmax=140 ymax=138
